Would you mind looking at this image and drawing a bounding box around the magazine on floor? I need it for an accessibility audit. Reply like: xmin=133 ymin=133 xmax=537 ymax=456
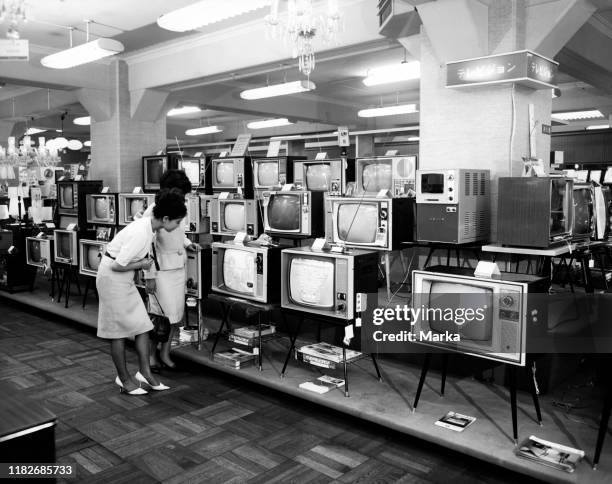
xmin=299 ymin=375 xmax=345 ymax=394
xmin=516 ymin=436 xmax=584 ymax=473
xmin=434 ymin=411 xmax=476 ymax=432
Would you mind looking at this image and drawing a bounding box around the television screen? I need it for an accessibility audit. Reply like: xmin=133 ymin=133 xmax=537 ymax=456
xmin=29 ymin=240 xmax=41 ymax=263
xmin=337 ymin=203 xmax=378 ymax=243
xmin=94 ymin=197 xmax=109 ymax=219
xmin=256 ymin=161 xmax=278 ymax=186
xmin=215 ymin=161 xmax=235 ymax=186
xmin=86 ymin=245 xmax=102 ymax=271
xmin=182 ymin=161 xmax=200 ymax=186
xmin=289 ymin=257 xmax=334 ymax=308
xmin=550 ymin=179 xmax=568 ymax=236
xmin=58 ymin=234 xmax=71 ymax=259
xmin=61 ymin=185 xmax=74 ymax=208
xmin=362 ymin=162 xmax=392 ymax=192
xmin=147 ymin=160 xmax=163 ymax=184
xmin=268 ymin=194 xmax=300 ymax=231
xmin=222 ymin=248 xmax=255 ymax=295
xmin=421 ymin=173 xmax=444 ymax=194
xmin=130 ymin=199 xmax=145 ymax=219
xmin=305 ymin=164 xmax=331 ymax=191
xmin=223 ymin=202 xmax=245 ymax=232
xmin=590 ymin=170 xmax=602 ymax=183
xmin=428 ymin=282 xmax=493 ymax=341
xmin=573 ymin=188 xmax=592 ymax=235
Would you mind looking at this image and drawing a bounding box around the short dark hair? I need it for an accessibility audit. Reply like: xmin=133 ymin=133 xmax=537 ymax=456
xmin=153 ymin=188 xmax=187 ymax=220
xmin=160 ymin=169 xmax=191 ymax=195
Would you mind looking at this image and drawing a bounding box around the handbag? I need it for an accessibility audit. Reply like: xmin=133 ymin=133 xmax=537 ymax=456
xmin=149 ymin=293 xmax=171 ymax=343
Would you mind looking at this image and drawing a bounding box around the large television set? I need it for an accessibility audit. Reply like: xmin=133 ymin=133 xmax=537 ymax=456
xmin=210 ymin=198 xmax=261 ymax=237
xmin=411 ymin=267 xmax=548 ymax=366
xmin=211 ymin=241 xmax=285 ymax=303
xmin=571 ymin=183 xmax=594 ymax=242
xmin=186 ymin=246 xmax=212 ymax=299
xmin=292 ymin=158 xmax=354 ymax=196
xmin=79 ymin=239 xmax=107 ymax=277
xmin=498 ymin=177 xmax=573 ymax=248
xmin=53 ymin=230 xmax=78 ymax=265
xmin=355 ymin=156 xmax=417 ymax=198
xmin=178 ymin=157 xmax=210 ymax=191
xmin=26 ymin=236 xmax=54 ymax=269
xmin=56 ymin=180 xmax=103 ymax=219
xmin=252 ymin=156 xmax=305 ymax=192
xmin=142 ymin=155 xmax=168 ymax=192
xmin=211 ymin=157 xmax=253 ymax=197
xmin=117 ymin=193 xmax=156 ymax=226
xmin=262 ymin=191 xmax=325 ymax=238
xmin=85 ymin=193 xmax=118 ymax=225
xmin=281 ymin=247 xmax=379 ymax=320
xmin=324 ymin=196 xmax=415 ymax=250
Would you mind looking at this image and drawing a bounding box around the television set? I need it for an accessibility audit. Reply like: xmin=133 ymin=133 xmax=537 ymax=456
xmin=416 ymin=169 xmax=490 ymax=244
xmin=589 ymin=170 xmax=602 ymax=184
xmin=117 ymin=193 xmax=156 ymax=226
xmin=292 ymin=158 xmax=354 ymax=196
xmin=281 ymin=247 xmax=379 ymax=320
xmin=324 ymin=196 xmax=415 ymax=250
xmin=210 ymin=198 xmax=261 ymax=237
xmin=571 ymin=183 xmax=594 ymax=241
xmin=211 ymin=157 xmax=253 ymax=197
xmin=497 ymin=177 xmax=573 ymax=248
xmin=79 ymin=239 xmax=107 ymax=277
xmin=252 ymin=156 xmax=304 ymax=192
xmin=186 ymin=246 xmax=212 ymax=299
xmin=355 ymin=156 xmax=417 ymax=198
xmin=411 ymin=266 xmax=548 ymax=366
xmin=183 ymin=193 xmax=208 ymax=233
xmin=56 ymin=180 xmax=103 ymax=218
xmin=178 ymin=157 xmax=210 ymax=191
xmin=53 ymin=230 xmax=78 ymax=265
xmin=593 ymin=185 xmax=612 ymax=240
xmin=85 ymin=193 xmax=118 ymax=225
xmin=211 ymin=241 xmax=285 ymax=303
xmin=26 ymin=236 xmax=54 ymax=269
xmin=142 ymin=155 xmax=168 ymax=192
xmin=262 ymin=191 xmax=325 ymax=238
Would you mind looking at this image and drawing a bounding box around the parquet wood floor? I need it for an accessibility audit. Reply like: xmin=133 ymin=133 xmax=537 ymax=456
xmin=0 ymin=299 xmax=542 ymax=484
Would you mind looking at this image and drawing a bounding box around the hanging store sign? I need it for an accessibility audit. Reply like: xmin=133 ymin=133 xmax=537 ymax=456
xmin=0 ymin=39 xmax=29 ymax=60
xmin=446 ymin=50 xmax=557 ymax=90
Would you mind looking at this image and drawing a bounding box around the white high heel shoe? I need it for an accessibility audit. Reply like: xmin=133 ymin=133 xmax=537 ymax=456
xmin=114 ymin=376 xmax=148 ymax=395
xmin=135 ymin=371 xmax=170 ymax=391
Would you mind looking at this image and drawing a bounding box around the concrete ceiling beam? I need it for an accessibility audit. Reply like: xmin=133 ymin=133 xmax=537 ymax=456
xmin=0 ymin=89 xmax=79 ymax=121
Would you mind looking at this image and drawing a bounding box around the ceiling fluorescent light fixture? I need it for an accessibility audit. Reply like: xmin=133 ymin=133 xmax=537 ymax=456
xmin=158 ymin=0 xmax=270 ymax=32
xmin=185 ymin=126 xmax=223 ymax=136
xmin=586 ymin=124 xmax=610 ymax=130
xmin=73 ymin=116 xmax=91 ymax=126
xmin=240 ymin=80 xmax=316 ymax=100
xmin=84 ymin=140 xmax=91 ymax=147
xmin=270 ymin=134 xmax=303 ymax=140
xmin=41 ymin=38 xmax=124 ymax=69
xmin=168 ymin=106 xmax=202 ymax=116
xmin=358 ymin=104 xmax=418 ymax=118
xmin=363 ymin=61 xmax=420 ymax=86
xmin=25 ymin=127 xmax=46 ymax=135
xmin=552 ymin=109 xmax=603 ymax=121
xmin=247 ymin=118 xmax=294 ymax=129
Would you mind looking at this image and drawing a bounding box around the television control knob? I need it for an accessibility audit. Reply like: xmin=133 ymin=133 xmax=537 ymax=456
xmin=449 ymin=196 xmax=453 ymax=201
xmin=337 ymin=303 xmax=346 ymax=311
xmin=448 ymin=187 xmax=453 ymax=192
xmin=187 ymin=278 xmax=194 ymax=288
xmin=502 ymin=295 xmax=514 ymax=306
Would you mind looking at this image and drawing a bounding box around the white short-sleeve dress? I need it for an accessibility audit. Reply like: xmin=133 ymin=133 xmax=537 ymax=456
xmin=96 ymin=216 xmax=154 ymax=339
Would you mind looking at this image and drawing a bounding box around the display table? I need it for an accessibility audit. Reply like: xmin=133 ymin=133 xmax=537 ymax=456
xmin=401 ymin=240 xmax=484 ymax=268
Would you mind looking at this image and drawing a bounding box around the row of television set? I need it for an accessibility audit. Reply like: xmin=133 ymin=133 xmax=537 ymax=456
xmin=142 ymin=154 xmax=418 ymax=199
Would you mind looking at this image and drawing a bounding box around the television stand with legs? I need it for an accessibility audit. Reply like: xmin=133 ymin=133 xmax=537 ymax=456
xmin=413 ymin=352 xmax=542 ymax=446
xmin=281 ymin=308 xmax=383 ymax=398
xmin=55 ymin=262 xmax=81 ymax=308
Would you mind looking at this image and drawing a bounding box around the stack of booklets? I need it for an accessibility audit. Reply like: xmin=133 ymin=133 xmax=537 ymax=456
xmin=299 ymin=375 xmax=345 ymax=394
xmin=297 ymin=343 xmax=362 ymax=369
xmin=213 ymin=348 xmax=256 ymax=369
xmin=516 ymin=436 xmax=584 ymax=473
xmin=434 ymin=411 xmax=476 ymax=432
xmin=228 ymin=324 xmax=276 ymax=346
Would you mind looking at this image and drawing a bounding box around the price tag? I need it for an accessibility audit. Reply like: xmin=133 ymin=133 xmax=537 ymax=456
xmin=194 ymin=152 xmax=203 ymax=157
xmin=385 ymin=150 xmax=398 ymax=156
xmin=219 ymin=192 xmax=231 ymax=200
xmin=36 ymin=232 xmax=45 ymax=238
xmin=101 ymin=186 xmax=110 ymax=193
xmin=132 ymin=186 xmax=143 ymax=193
xmin=267 ymin=140 xmax=281 ymax=157
xmin=156 ymin=149 xmax=164 ymax=155
xmin=253 ymin=347 xmax=260 ymax=355
xmin=280 ymin=183 xmax=294 ymax=192
xmin=376 ymin=189 xmax=391 ymax=198
xmin=311 ymin=238 xmax=327 ymax=252
xmin=219 ymin=151 xmax=228 ymax=158
xmin=230 ymin=134 xmax=252 ymax=157
xmin=315 ymin=152 xmax=328 ymax=160
xmin=58 ymin=176 xmax=65 ymax=181
xmin=330 ymin=245 xmax=345 ymax=253
xmin=74 ymin=174 xmax=83 ymax=181
xmin=45 ymin=222 xmax=55 ymax=228
xmin=355 ymin=317 xmax=362 ymax=328
xmin=343 ymin=324 xmax=354 ymax=346
xmin=66 ymin=223 xmax=77 ymax=231
xmin=234 ymin=232 xmax=248 ymax=244
xmin=337 ymin=126 xmax=349 ymax=147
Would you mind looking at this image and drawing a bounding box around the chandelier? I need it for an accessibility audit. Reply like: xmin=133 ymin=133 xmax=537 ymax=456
xmin=0 ymin=0 xmax=26 ymax=39
xmin=266 ymin=0 xmax=342 ymax=76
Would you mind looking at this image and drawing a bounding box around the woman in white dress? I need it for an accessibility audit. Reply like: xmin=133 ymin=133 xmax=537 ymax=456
xmin=96 ymin=188 xmax=187 ymax=395
xmin=143 ymin=170 xmax=200 ymax=370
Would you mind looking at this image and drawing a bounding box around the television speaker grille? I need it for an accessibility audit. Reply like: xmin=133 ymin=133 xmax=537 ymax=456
xmin=465 ymin=172 xmax=471 ymax=196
